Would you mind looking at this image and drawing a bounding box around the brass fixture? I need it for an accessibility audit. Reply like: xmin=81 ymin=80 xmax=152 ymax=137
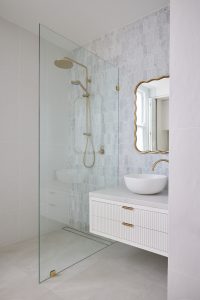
xmin=122 ymin=222 xmax=134 ymax=228
xmin=55 ymin=57 xmax=90 ymax=97
xmin=54 ymin=56 xmax=95 ymax=168
xmin=71 ymin=80 xmax=90 ymax=97
xmin=134 ymin=75 xmax=169 ymax=154
xmin=152 ymin=159 xmax=169 ymax=171
xmin=54 ymin=59 xmax=73 ymax=69
xmin=98 ymin=145 xmax=105 ymax=155
xmin=116 ymin=85 xmax=120 ymax=92
xmin=54 ymin=56 xmax=90 ymax=87
xmin=50 ymin=270 xmax=57 ymax=278
xmin=122 ymin=206 xmax=134 ymax=211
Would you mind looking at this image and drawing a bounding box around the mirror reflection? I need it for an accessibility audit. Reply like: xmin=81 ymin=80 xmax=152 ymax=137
xmin=135 ymin=77 xmax=169 ymax=153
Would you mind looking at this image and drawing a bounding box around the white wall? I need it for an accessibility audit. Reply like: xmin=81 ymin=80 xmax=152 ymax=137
xmin=169 ymin=1 xmax=200 ymax=299
xmin=0 ymin=17 xmax=38 ymax=247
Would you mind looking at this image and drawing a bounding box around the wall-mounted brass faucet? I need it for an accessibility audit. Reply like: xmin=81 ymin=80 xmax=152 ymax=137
xmin=152 ymin=159 xmax=169 ymax=171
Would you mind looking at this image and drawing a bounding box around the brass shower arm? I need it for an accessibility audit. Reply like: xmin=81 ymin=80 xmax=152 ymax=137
xmin=64 ymin=57 xmax=87 ymax=70
xmin=63 ymin=56 xmax=89 ymax=85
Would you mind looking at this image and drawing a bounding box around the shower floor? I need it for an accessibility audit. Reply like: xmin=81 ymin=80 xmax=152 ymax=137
xmin=40 ymin=226 xmax=113 ymax=282
xmin=0 ymin=231 xmax=167 ymax=300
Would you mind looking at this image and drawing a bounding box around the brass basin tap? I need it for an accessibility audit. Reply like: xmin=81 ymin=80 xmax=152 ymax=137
xmin=152 ymin=159 xmax=169 ymax=171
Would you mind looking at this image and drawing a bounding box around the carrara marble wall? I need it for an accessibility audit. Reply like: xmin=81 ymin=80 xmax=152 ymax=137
xmin=87 ymin=7 xmax=170 ymax=181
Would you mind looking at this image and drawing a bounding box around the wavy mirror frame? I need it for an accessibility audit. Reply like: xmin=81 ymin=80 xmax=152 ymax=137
xmin=134 ymin=75 xmax=170 ymax=154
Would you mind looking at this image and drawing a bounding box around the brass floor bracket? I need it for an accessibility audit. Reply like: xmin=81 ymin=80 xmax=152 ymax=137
xmin=50 ymin=270 xmax=57 ymax=278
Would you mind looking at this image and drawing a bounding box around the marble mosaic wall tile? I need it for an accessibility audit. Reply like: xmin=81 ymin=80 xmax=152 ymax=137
xmin=87 ymin=6 xmax=170 ymax=182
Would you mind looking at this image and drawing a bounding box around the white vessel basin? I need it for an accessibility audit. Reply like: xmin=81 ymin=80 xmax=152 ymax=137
xmin=124 ymin=174 xmax=167 ymax=195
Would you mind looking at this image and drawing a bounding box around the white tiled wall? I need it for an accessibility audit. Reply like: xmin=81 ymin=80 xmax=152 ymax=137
xmin=87 ymin=6 xmax=170 ymax=180
xmin=169 ymin=1 xmax=200 ymax=298
xmin=0 ymin=17 xmax=38 ymax=247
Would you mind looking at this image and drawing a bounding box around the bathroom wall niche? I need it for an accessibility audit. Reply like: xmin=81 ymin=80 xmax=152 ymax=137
xmin=134 ymin=76 xmax=169 ymax=154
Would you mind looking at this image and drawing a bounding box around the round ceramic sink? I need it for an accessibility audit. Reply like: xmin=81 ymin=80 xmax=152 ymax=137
xmin=124 ymin=173 xmax=167 ymax=195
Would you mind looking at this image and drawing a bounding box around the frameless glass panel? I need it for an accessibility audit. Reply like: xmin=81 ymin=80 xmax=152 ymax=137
xmin=39 ymin=25 xmax=119 ymax=282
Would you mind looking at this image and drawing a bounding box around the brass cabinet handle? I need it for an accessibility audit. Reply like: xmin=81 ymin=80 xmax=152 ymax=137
xmin=122 ymin=222 xmax=134 ymax=228
xmin=122 ymin=206 xmax=134 ymax=211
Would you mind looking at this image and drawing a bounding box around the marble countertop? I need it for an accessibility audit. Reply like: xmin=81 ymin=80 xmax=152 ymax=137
xmin=89 ymin=185 xmax=168 ymax=211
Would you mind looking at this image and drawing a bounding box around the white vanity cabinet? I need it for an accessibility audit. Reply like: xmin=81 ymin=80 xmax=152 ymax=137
xmin=89 ymin=187 xmax=168 ymax=257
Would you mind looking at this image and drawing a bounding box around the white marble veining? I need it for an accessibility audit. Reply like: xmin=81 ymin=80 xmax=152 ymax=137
xmin=90 ymin=186 xmax=168 ymax=210
xmin=87 ymin=7 xmax=170 ymax=182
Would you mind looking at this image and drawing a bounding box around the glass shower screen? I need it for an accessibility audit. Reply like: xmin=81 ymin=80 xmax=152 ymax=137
xmin=39 ymin=25 xmax=119 ymax=282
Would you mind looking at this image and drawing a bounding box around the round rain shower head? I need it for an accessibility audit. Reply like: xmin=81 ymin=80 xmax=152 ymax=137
xmin=54 ymin=58 xmax=73 ymax=69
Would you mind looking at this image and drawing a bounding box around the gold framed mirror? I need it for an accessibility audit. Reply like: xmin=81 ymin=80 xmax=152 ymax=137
xmin=134 ymin=76 xmax=169 ymax=154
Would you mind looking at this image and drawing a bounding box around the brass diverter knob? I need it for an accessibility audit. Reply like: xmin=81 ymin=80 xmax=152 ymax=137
xmin=98 ymin=145 xmax=105 ymax=155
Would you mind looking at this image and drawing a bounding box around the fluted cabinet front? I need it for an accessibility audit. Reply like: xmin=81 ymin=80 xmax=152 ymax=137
xmin=90 ymin=198 xmax=168 ymax=256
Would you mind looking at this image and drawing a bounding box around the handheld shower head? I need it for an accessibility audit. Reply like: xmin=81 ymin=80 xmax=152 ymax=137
xmin=54 ymin=57 xmax=90 ymax=97
xmin=71 ymin=80 xmax=81 ymax=85
xmin=71 ymin=80 xmax=89 ymax=97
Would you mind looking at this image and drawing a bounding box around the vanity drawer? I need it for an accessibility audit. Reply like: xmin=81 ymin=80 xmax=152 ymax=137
xmin=90 ymin=200 xmax=134 ymax=223
xmin=90 ymin=199 xmax=168 ymax=233
xmin=134 ymin=209 xmax=168 ymax=233
xmin=91 ymin=216 xmax=168 ymax=254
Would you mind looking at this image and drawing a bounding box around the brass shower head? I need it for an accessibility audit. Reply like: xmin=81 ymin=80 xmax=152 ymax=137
xmin=54 ymin=58 xmax=73 ymax=69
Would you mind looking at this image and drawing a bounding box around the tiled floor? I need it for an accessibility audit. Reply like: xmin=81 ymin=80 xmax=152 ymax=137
xmin=0 ymin=232 xmax=168 ymax=300
xmin=40 ymin=228 xmax=111 ymax=281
